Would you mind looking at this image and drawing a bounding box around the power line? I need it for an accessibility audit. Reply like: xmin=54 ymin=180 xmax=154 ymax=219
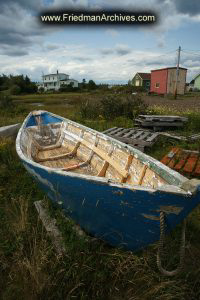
xmin=181 ymin=50 xmax=200 ymax=58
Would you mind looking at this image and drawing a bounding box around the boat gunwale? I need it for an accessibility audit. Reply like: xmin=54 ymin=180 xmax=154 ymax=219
xmin=16 ymin=110 xmax=191 ymax=196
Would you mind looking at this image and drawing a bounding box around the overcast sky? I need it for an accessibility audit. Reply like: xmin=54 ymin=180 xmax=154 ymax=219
xmin=1 ymin=0 xmax=200 ymax=83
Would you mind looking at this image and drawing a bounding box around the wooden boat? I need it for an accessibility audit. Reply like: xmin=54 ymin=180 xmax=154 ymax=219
xmin=16 ymin=110 xmax=200 ymax=252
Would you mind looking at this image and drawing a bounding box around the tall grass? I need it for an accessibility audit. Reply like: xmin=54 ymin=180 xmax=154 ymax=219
xmin=1 ymin=137 xmax=200 ymax=299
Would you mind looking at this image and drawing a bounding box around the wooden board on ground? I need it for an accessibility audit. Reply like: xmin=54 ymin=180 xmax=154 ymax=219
xmin=159 ymin=132 xmax=200 ymax=141
xmin=102 ymin=128 xmax=159 ymax=152
xmin=161 ymin=148 xmax=200 ymax=177
xmin=135 ymin=115 xmax=188 ymax=130
xmin=0 ymin=123 xmax=21 ymax=139
xmin=34 ymin=200 xmax=89 ymax=255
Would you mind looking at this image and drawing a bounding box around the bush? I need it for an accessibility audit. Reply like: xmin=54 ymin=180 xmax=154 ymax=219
xmin=100 ymin=95 xmax=148 ymax=120
xmin=38 ymin=87 xmax=44 ymax=93
xmin=79 ymin=99 xmax=101 ymax=119
xmin=78 ymin=95 xmax=148 ymax=121
xmin=10 ymin=84 xmax=21 ymax=95
xmin=0 ymin=94 xmax=13 ymax=109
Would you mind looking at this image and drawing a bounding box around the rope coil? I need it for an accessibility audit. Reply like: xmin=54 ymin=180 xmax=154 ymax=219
xmin=157 ymin=211 xmax=186 ymax=276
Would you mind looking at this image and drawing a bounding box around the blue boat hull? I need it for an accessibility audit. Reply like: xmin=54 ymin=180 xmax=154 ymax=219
xmin=22 ymin=160 xmax=200 ymax=251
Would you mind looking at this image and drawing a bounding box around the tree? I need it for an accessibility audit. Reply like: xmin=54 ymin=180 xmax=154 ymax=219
xmin=88 ymin=80 xmax=97 ymax=90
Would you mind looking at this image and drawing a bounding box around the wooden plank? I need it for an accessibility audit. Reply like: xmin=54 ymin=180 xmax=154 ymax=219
xmin=114 ymin=128 xmax=131 ymax=137
xmin=131 ymin=131 xmax=144 ymax=139
xmin=183 ymin=153 xmax=199 ymax=173
xmin=98 ymin=161 xmax=109 ymax=177
xmin=146 ymin=133 xmax=159 ymax=142
xmin=189 ymin=134 xmax=200 ymax=140
xmin=159 ymin=132 xmax=187 ymax=141
xmin=168 ymin=149 xmax=181 ymax=168
xmin=0 ymin=123 xmax=21 ymax=138
xmin=107 ymin=127 xmax=124 ymax=135
xmin=102 ymin=127 xmax=117 ymax=134
xmin=135 ymin=119 xmax=185 ymax=128
xmin=123 ymin=129 xmax=138 ymax=138
xmin=138 ymin=115 xmax=188 ymax=122
xmin=194 ymin=158 xmax=200 ymax=175
xmin=174 ymin=152 xmax=189 ymax=171
xmin=161 ymin=147 xmax=179 ymax=166
xmin=80 ymin=138 xmax=128 ymax=178
xmin=115 ymin=137 xmax=150 ymax=146
xmin=138 ymin=165 xmax=148 ymax=185
xmin=137 ymin=132 xmax=150 ymax=140
xmin=34 ymin=200 xmax=66 ymax=255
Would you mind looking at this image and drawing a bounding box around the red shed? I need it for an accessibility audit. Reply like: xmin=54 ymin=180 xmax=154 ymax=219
xmin=150 ymin=67 xmax=187 ymax=95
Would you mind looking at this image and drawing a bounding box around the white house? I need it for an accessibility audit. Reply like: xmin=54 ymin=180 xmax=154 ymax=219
xmin=39 ymin=71 xmax=79 ymax=91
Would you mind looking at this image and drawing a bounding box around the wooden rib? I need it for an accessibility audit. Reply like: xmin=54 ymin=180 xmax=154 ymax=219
xmin=138 ymin=164 xmax=148 ymax=185
xmin=121 ymin=154 xmax=133 ymax=183
xmin=79 ymin=138 xmax=128 ymax=178
xmin=62 ymin=135 xmax=98 ymax=172
xmin=98 ymin=161 xmax=109 ymax=177
xmin=98 ymin=144 xmax=114 ymax=177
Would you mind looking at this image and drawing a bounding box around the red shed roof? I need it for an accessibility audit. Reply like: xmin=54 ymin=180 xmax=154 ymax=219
xmin=151 ymin=67 xmax=187 ymax=72
xmin=137 ymin=72 xmax=151 ymax=80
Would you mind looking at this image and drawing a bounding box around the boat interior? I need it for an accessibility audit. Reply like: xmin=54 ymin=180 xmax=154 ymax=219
xmin=20 ymin=116 xmax=170 ymax=189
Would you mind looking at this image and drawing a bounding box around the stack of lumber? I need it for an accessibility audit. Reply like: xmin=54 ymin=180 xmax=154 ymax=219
xmin=135 ymin=115 xmax=188 ymax=131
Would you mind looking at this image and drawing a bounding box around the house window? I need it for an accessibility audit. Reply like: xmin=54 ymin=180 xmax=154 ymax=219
xmin=155 ymin=82 xmax=160 ymax=88
xmin=135 ymin=80 xmax=140 ymax=86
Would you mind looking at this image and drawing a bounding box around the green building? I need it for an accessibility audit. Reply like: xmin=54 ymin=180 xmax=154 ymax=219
xmin=131 ymin=72 xmax=151 ymax=91
xmin=193 ymin=73 xmax=200 ymax=90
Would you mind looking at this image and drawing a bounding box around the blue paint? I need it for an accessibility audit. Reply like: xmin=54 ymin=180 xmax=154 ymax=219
xmin=22 ymin=160 xmax=200 ymax=251
xmin=25 ymin=112 xmax=62 ymax=127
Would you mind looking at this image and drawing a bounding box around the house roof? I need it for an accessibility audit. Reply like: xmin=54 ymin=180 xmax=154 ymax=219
xmin=42 ymin=73 xmax=69 ymax=77
xmin=137 ymin=73 xmax=151 ymax=80
xmin=60 ymin=78 xmax=78 ymax=82
xmin=191 ymin=73 xmax=200 ymax=81
xmin=151 ymin=67 xmax=187 ymax=72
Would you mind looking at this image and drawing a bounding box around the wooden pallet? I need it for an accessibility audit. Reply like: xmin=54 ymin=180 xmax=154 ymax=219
xmin=103 ymin=127 xmax=159 ymax=152
xmin=161 ymin=148 xmax=200 ymax=176
xmin=135 ymin=115 xmax=188 ymax=130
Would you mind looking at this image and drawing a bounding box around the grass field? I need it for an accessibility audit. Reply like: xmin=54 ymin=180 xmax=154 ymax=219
xmin=1 ymin=91 xmax=200 ymax=299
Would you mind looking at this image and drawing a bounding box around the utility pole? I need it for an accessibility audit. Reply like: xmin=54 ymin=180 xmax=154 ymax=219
xmin=174 ymin=46 xmax=181 ymax=99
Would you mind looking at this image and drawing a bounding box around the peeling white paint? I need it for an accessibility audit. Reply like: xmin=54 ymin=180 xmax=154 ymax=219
xmin=23 ymin=163 xmax=57 ymax=195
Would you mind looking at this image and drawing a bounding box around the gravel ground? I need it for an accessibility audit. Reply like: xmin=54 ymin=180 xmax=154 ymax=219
xmin=142 ymin=94 xmax=200 ymax=112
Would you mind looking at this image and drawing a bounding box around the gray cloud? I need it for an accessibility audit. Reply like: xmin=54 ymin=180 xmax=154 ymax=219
xmin=100 ymin=48 xmax=114 ymax=55
xmin=0 ymin=46 xmax=29 ymax=56
xmin=157 ymin=0 xmax=200 ymax=16
xmin=100 ymin=45 xmax=131 ymax=56
xmin=46 ymin=44 xmax=60 ymax=50
xmin=72 ymin=56 xmax=92 ymax=61
xmin=116 ymin=46 xmax=131 ymax=56
xmin=0 ymin=1 xmax=51 ymax=56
